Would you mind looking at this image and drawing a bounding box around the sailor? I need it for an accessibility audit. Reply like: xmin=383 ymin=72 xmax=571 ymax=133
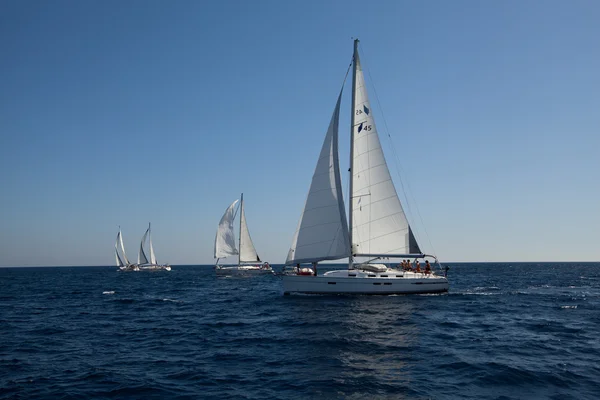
xmin=425 ymin=260 xmax=431 ymax=274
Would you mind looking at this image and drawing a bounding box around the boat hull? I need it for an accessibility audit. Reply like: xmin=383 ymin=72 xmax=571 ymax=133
xmin=138 ymin=264 xmax=171 ymax=271
xmin=282 ymin=269 xmax=448 ymax=295
xmin=216 ymin=266 xmax=274 ymax=276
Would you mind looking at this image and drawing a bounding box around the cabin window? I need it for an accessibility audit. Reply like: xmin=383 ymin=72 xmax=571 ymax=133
xmin=373 ymin=282 xmax=381 ymax=285
xmin=396 ymin=275 xmax=403 ymax=277
xmin=368 ymin=274 xmax=376 ymax=277
xmin=384 ymin=282 xmax=392 ymax=286
xmin=380 ymin=275 xmax=388 ymax=277
xmin=328 ymin=282 xmax=337 ymax=285
xmin=348 ymin=274 xmax=356 ymax=277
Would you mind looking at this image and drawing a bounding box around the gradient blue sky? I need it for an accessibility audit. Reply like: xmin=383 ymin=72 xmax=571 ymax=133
xmin=1 ymin=0 xmax=599 ymax=266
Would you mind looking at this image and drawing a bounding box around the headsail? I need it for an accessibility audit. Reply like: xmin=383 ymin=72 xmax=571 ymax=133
xmin=138 ymin=225 xmax=150 ymax=265
xmin=115 ymin=229 xmax=125 ymax=267
xmin=239 ymin=196 xmax=261 ymax=263
xmin=350 ymin=50 xmax=421 ymax=256
xmin=286 ymin=90 xmax=350 ymax=264
xmin=214 ymin=200 xmax=240 ymax=259
xmin=115 ymin=227 xmax=130 ymax=267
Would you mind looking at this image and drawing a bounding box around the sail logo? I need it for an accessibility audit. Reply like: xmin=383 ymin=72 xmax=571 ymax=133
xmin=357 ymin=122 xmax=372 ymax=133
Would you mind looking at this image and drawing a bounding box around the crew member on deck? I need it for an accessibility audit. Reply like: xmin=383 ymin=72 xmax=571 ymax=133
xmin=425 ymin=260 xmax=431 ymax=274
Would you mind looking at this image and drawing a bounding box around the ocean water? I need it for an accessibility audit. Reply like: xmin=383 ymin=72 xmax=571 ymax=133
xmin=1 ymin=262 xmax=599 ymax=399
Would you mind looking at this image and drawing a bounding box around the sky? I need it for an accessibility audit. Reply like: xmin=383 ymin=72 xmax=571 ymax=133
xmin=1 ymin=0 xmax=599 ymax=266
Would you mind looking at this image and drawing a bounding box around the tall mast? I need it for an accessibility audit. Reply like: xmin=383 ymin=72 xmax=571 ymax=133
xmin=238 ymin=193 xmax=243 ymax=267
xmin=348 ymin=38 xmax=359 ymax=270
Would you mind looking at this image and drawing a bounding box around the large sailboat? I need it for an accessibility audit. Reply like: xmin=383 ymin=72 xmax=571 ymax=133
xmin=282 ymin=39 xmax=449 ymax=295
xmin=214 ymin=194 xmax=273 ymax=275
xmin=115 ymin=227 xmax=139 ymax=271
xmin=137 ymin=223 xmax=171 ymax=271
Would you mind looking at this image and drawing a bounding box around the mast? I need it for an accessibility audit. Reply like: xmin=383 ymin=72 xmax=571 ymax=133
xmin=348 ymin=38 xmax=359 ymax=270
xmin=238 ymin=193 xmax=243 ymax=267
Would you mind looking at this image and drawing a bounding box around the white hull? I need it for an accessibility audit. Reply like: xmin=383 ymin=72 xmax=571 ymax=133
xmin=216 ymin=265 xmax=274 ymax=276
xmin=139 ymin=264 xmax=171 ymax=271
xmin=119 ymin=265 xmax=140 ymax=272
xmin=282 ymin=268 xmax=448 ymax=295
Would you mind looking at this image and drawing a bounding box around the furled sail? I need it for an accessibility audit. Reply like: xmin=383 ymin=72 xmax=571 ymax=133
xmin=214 ymin=200 xmax=240 ymax=259
xmin=239 ymin=196 xmax=261 ymax=263
xmin=286 ymin=90 xmax=350 ymax=264
xmin=350 ymin=51 xmax=421 ymax=256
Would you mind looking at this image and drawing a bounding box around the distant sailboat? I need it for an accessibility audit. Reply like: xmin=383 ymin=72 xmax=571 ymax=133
xmin=282 ymin=39 xmax=449 ymax=295
xmin=115 ymin=227 xmax=139 ymax=271
xmin=137 ymin=223 xmax=171 ymax=271
xmin=214 ymin=194 xmax=273 ymax=275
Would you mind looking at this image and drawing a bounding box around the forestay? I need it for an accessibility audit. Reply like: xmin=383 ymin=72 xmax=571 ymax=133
xmin=214 ymin=200 xmax=240 ymax=259
xmin=351 ymin=52 xmax=421 ymax=256
xmin=286 ymin=91 xmax=350 ymax=265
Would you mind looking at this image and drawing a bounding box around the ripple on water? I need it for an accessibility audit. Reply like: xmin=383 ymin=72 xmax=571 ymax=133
xmin=0 ymin=263 xmax=599 ymax=399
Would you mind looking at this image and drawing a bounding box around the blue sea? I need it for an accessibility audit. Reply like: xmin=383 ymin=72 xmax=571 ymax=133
xmin=1 ymin=263 xmax=599 ymax=399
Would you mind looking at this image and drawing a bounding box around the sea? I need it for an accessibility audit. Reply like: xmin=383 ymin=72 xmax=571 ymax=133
xmin=1 ymin=262 xmax=599 ymax=400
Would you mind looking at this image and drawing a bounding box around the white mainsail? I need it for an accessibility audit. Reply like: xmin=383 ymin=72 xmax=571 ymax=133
xmin=286 ymin=91 xmax=350 ymax=264
xmin=239 ymin=195 xmax=261 ymax=263
xmin=214 ymin=200 xmax=240 ymax=259
xmin=350 ymin=51 xmax=421 ymax=257
xmin=148 ymin=224 xmax=157 ymax=265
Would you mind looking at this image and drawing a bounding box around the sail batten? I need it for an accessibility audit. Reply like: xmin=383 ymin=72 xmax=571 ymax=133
xmin=286 ymin=90 xmax=350 ymax=265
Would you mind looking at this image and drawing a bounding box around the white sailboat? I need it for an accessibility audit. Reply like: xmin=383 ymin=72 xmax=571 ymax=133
xmin=214 ymin=194 xmax=273 ymax=275
xmin=282 ymin=39 xmax=449 ymax=295
xmin=137 ymin=223 xmax=171 ymax=271
xmin=115 ymin=227 xmax=139 ymax=271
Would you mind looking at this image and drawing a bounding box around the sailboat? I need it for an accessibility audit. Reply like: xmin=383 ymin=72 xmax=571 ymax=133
xmin=115 ymin=227 xmax=139 ymax=271
xmin=282 ymin=39 xmax=449 ymax=295
xmin=214 ymin=194 xmax=273 ymax=275
xmin=137 ymin=223 xmax=171 ymax=271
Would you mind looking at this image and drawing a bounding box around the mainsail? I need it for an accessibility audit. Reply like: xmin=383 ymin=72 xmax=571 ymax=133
xmin=148 ymin=224 xmax=157 ymax=265
xmin=239 ymin=195 xmax=261 ymax=263
xmin=286 ymin=90 xmax=350 ymax=264
xmin=350 ymin=51 xmax=421 ymax=257
xmin=214 ymin=200 xmax=240 ymax=259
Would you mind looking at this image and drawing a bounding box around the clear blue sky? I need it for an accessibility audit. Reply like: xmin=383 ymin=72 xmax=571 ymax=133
xmin=1 ymin=0 xmax=599 ymax=266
